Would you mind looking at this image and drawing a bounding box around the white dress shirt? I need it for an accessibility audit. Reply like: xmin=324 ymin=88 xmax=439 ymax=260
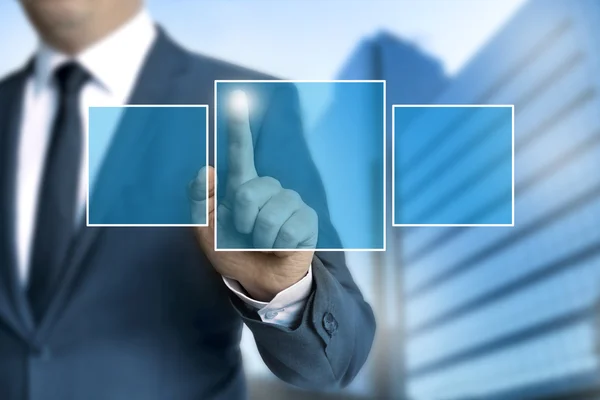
xmin=15 ymin=9 xmax=312 ymax=328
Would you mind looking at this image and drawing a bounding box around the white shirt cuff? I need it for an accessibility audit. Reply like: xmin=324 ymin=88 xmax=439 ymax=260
xmin=223 ymin=265 xmax=313 ymax=328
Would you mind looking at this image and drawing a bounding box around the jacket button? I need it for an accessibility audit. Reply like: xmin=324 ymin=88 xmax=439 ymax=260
xmin=322 ymin=312 xmax=338 ymax=336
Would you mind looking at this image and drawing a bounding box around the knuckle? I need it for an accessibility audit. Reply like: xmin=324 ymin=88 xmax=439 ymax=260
xmin=235 ymin=185 xmax=256 ymax=206
xmin=303 ymin=207 xmax=319 ymax=229
xmin=278 ymin=225 xmax=298 ymax=243
xmin=307 ymin=207 xmax=318 ymax=222
xmin=282 ymin=189 xmax=301 ymax=203
xmin=257 ymin=212 xmax=280 ymax=230
xmin=262 ymin=176 xmax=281 ymax=189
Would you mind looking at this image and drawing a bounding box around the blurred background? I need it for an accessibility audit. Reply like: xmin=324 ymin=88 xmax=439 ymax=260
xmin=2 ymin=0 xmax=600 ymax=399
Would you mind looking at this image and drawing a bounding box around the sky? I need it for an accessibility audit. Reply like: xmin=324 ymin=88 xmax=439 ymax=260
xmin=0 ymin=0 xmax=528 ymax=79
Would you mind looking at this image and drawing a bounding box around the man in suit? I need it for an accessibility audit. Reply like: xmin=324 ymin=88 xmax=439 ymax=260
xmin=0 ymin=0 xmax=376 ymax=399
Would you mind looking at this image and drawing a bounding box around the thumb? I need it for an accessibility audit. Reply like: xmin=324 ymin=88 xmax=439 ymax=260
xmin=190 ymin=166 xmax=218 ymax=254
xmin=189 ymin=165 xmax=216 ymax=227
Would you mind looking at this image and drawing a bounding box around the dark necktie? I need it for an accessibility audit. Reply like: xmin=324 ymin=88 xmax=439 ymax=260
xmin=27 ymin=62 xmax=90 ymax=323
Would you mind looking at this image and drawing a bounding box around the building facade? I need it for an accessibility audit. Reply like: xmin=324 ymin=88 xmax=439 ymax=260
xmin=396 ymin=0 xmax=600 ymax=399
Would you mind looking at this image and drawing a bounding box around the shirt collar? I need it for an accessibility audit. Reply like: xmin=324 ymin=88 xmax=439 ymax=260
xmin=34 ymin=9 xmax=157 ymax=102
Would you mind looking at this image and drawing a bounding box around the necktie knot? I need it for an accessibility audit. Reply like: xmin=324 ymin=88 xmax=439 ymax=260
xmin=54 ymin=62 xmax=90 ymax=95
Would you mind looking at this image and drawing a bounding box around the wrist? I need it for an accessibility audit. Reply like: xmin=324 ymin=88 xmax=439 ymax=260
xmin=239 ymin=268 xmax=308 ymax=302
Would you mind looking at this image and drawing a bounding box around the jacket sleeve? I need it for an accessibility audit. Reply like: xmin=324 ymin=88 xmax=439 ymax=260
xmin=228 ymin=82 xmax=377 ymax=389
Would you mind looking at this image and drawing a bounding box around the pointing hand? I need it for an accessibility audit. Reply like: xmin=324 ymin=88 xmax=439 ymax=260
xmin=189 ymin=90 xmax=318 ymax=301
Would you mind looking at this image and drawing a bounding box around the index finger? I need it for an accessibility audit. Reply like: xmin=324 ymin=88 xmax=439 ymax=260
xmin=227 ymin=90 xmax=258 ymax=191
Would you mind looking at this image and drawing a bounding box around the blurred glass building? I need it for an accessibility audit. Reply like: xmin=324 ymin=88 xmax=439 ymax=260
xmin=395 ymin=0 xmax=600 ymax=399
xmin=246 ymin=0 xmax=600 ymax=399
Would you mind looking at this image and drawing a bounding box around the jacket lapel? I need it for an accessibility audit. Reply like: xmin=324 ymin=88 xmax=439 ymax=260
xmin=0 ymin=63 xmax=36 ymax=339
xmin=34 ymin=28 xmax=195 ymax=339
